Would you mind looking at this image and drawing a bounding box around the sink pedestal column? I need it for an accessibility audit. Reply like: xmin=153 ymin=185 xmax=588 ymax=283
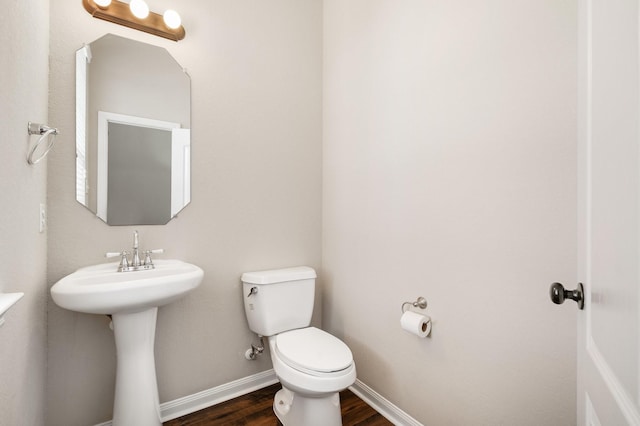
xmin=112 ymin=307 xmax=161 ymax=426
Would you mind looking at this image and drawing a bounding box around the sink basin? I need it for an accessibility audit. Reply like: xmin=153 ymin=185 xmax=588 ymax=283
xmin=51 ymin=259 xmax=203 ymax=315
xmin=51 ymin=258 xmax=204 ymax=425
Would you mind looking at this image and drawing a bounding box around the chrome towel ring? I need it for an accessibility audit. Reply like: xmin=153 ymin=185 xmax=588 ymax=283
xmin=27 ymin=122 xmax=59 ymax=165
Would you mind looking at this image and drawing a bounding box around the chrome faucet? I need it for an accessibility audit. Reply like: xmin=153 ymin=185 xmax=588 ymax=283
xmin=106 ymin=231 xmax=164 ymax=272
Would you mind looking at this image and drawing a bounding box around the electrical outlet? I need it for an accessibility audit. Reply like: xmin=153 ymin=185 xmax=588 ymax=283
xmin=39 ymin=203 xmax=47 ymax=233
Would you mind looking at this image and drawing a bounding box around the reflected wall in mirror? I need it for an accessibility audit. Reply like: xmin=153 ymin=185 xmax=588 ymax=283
xmin=76 ymin=34 xmax=191 ymax=225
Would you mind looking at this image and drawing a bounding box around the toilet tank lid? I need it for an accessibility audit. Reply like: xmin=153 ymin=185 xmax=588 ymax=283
xmin=241 ymin=266 xmax=316 ymax=285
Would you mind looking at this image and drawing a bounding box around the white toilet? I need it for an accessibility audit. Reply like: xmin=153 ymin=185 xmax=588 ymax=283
xmin=241 ymin=266 xmax=356 ymax=426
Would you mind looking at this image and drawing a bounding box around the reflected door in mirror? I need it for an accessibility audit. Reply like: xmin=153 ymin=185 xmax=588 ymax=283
xmin=107 ymin=122 xmax=171 ymax=225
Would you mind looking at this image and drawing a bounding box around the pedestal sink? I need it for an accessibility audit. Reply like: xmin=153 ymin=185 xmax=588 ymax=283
xmin=51 ymin=259 xmax=204 ymax=426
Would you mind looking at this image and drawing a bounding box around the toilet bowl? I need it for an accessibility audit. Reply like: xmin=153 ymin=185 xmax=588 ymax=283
xmin=241 ymin=267 xmax=357 ymax=426
xmin=269 ymin=328 xmax=356 ymax=426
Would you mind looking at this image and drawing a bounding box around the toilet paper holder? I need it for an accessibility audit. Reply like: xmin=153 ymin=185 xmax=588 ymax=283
xmin=401 ymin=297 xmax=427 ymax=313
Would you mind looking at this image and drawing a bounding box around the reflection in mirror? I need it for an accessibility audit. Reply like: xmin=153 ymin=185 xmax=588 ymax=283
xmin=76 ymin=34 xmax=191 ymax=225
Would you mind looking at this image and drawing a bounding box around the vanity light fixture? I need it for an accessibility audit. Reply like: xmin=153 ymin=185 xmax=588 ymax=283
xmin=82 ymin=0 xmax=185 ymax=41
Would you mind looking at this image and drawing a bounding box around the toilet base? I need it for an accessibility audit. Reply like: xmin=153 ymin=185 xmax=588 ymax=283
xmin=273 ymin=386 xmax=342 ymax=426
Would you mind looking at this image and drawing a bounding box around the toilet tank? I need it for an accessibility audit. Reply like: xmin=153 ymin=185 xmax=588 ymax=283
xmin=241 ymin=266 xmax=316 ymax=336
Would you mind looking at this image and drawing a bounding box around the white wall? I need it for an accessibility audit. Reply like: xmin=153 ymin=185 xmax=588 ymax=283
xmin=322 ymin=1 xmax=578 ymax=424
xmin=47 ymin=1 xmax=322 ymax=424
xmin=0 ymin=0 xmax=49 ymax=424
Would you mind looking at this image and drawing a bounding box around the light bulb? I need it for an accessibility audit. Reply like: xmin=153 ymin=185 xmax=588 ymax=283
xmin=94 ymin=0 xmax=111 ymax=8
xmin=163 ymin=9 xmax=181 ymax=29
xmin=130 ymin=0 xmax=149 ymax=19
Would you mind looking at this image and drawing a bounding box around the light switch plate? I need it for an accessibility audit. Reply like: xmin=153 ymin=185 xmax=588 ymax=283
xmin=39 ymin=203 xmax=46 ymax=233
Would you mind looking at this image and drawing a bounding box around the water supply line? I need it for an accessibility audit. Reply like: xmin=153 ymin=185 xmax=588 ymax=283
xmin=245 ymin=335 xmax=264 ymax=360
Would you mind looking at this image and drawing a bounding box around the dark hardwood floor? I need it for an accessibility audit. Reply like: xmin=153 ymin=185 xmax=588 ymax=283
xmin=164 ymin=383 xmax=392 ymax=426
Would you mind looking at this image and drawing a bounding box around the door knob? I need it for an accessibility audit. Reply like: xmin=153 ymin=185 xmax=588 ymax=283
xmin=549 ymin=282 xmax=584 ymax=310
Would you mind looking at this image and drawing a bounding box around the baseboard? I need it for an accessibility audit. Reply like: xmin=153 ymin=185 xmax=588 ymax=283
xmin=94 ymin=371 xmax=421 ymax=426
xmin=161 ymin=369 xmax=279 ymax=421
xmin=93 ymin=369 xmax=278 ymax=426
xmin=349 ymin=379 xmax=423 ymax=426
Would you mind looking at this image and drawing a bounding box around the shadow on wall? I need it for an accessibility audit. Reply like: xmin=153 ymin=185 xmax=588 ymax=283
xmin=348 ymin=335 xmax=393 ymax=384
xmin=319 ymin=272 xmax=395 ymax=394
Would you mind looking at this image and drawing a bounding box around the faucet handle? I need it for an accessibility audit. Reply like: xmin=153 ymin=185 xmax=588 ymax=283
xmin=142 ymin=249 xmax=164 ymax=269
xmin=106 ymin=251 xmax=130 ymax=272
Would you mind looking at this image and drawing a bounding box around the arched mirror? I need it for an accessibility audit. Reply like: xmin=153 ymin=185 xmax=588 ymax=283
xmin=76 ymin=34 xmax=191 ymax=225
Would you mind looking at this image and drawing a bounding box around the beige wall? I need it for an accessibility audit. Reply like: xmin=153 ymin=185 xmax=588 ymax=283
xmin=47 ymin=1 xmax=322 ymax=424
xmin=322 ymin=1 xmax=578 ymax=425
xmin=2 ymin=1 xmax=579 ymax=425
xmin=0 ymin=0 xmax=49 ymax=424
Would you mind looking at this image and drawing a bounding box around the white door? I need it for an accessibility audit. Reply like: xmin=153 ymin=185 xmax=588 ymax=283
xmin=574 ymin=0 xmax=640 ymax=424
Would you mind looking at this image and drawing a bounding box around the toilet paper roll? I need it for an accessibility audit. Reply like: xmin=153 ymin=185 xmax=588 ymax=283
xmin=400 ymin=310 xmax=431 ymax=338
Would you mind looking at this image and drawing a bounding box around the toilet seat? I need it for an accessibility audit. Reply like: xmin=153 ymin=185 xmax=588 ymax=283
xmin=274 ymin=327 xmax=353 ymax=377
